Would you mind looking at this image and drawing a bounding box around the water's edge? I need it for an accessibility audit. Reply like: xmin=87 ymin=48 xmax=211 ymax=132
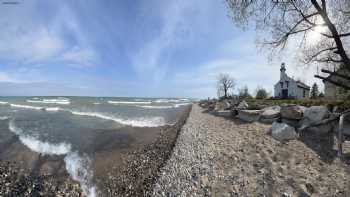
xmin=0 ymin=104 xmax=193 ymax=196
xmin=100 ymin=104 xmax=193 ymax=196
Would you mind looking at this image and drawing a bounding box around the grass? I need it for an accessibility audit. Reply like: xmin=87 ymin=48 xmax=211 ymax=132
xmin=244 ymin=98 xmax=350 ymax=110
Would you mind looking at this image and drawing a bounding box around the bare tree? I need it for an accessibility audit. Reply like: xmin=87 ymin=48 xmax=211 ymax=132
xmin=217 ymin=73 xmax=236 ymax=98
xmin=226 ymin=0 xmax=350 ymax=89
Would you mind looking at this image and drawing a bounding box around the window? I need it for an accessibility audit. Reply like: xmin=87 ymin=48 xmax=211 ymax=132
xmin=280 ymin=82 xmax=283 ymax=88
xmin=286 ymin=81 xmax=289 ymax=88
xmin=303 ymin=90 xmax=306 ymax=97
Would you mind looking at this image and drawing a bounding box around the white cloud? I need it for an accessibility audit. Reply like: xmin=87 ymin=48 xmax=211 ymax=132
xmin=130 ymin=0 xmax=193 ymax=78
xmin=62 ymin=46 xmax=97 ymax=67
xmin=0 ymin=2 xmax=98 ymax=67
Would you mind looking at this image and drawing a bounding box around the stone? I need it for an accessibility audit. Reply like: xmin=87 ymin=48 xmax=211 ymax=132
xmin=280 ymin=105 xmax=306 ymax=120
xmin=237 ymin=100 xmax=249 ymax=110
xmin=306 ymin=124 xmax=333 ymax=135
xmin=281 ymin=118 xmax=301 ymax=128
xmin=259 ymin=117 xmax=279 ymax=124
xmin=261 ymin=106 xmax=281 ymax=119
xmin=302 ymin=106 xmax=330 ymax=125
xmin=237 ymin=110 xmax=261 ymax=122
xmin=271 ymin=122 xmax=297 ymax=141
xmin=215 ymin=110 xmax=232 ymax=118
xmin=214 ymin=100 xmax=231 ymax=111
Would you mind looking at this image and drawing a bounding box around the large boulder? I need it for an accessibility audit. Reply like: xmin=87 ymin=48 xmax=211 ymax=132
xmin=261 ymin=106 xmax=281 ymax=119
xmin=215 ymin=110 xmax=233 ymax=118
xmin=260 ymin=106 xmax=281 ymax=124
xmin=214 ymin=100 xmax=231 ymax=111
xmin=237 ymin=100 xmax=249 ymax=110
xmin=237 ymin=110 xmax=261 ymax=122
xmin=280 ymin=105 xmax=306 ymax=120
xmin=271 ymin=122 xmax=297 ymax=141
xmin=302 ymin=106 xmax=330 ymax=125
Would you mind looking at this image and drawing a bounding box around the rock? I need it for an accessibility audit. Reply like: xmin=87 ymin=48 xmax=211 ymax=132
xmin=215 ymin=110 xmax=232 ymax=118
xmin=237 ymin=100 xmax=249 ymax=110
xmin=280 ymin=105 xmax=306 ymax=120
xmin=271 ymin=122 xmax=297 ymax=141
xmin=237 ymin=110 xmax=261 ymax=122
xmin=214 ymin=100 xmax=231 ymax=111
xmin=302 ymin=106 xmax=330 ymax=125
xmin=261 ymin=106 xmax=281 ymax=119
xmin=305 ymin=183 xmax=315 ymax=194
xmin=259 ymin=117 xmax=279 ymax=124
xmin=281 ymin=118 xmax=301 ymax=128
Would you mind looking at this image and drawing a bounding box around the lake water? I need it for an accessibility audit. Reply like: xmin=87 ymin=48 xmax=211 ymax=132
xmin=0 ymin=96 xmax=191 ymax=196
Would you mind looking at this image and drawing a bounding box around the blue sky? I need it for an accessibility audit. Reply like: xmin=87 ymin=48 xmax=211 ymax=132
xmin=0 ymin=0 xmax=322 ymax=98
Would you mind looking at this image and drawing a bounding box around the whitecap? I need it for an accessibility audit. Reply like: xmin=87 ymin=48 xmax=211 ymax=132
xmin=27 ymin=99 xmax=70 ymax=105
xmin=8 ymin=120 xmax=71 ymax=155
xmin=0 ymin=116 xmax=9 ymax=120
xmin=44 ymin=107 xmax=61 ymax=112
xmin=8 ymin=120 xmax=96 ymax=196
xmin=0 ymin=101 xmax=8 ymax=105
xmin=174 ymin=103 xmax=191 ymax=108
xmin=65 ymin=152 xmax=96 ymax=197
xmin=70 ymin=111 xmax=166 ymax=127
xmin=10 ymin=104 xmax=44 ymax=110
xmin=139 ymin=105 xmax=174 ymax=109
xmin=107 ymin=101 xmax=151 ymax=105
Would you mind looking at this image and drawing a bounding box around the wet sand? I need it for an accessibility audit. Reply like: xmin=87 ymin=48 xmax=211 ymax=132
xmin=0 ymin=105 xmax=192 ymax=196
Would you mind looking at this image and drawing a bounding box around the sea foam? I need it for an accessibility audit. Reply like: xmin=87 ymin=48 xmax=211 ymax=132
xmin=70 ymin=111 xmax=166 ymax=127
xmin=27 ymin=98 xmax=70 ymax=105
xmin=10 ymin=104 xmax=44 ymax=110
xmin=8 ymin=119 xmax=96 ymax=197
xmin=107 ymin=101 xmax=152 ymax=105
xmin=0 ymin=101 xmax=8 ymax=105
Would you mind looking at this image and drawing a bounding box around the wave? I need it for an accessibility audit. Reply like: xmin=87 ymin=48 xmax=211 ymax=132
xmin=0 ymin=116 xmax=9 ymax=120
xmin=154 ymin=99 xmax=189 ymax=103
xmin=70 ymin=111 xmax=166 ymax=127
xmin=93 ymin=102 xmax=101 ymax=105
xmin=8 ymin=120 xmax=71 ymax=155
xmin=44 ymin=107 xmax=61 ymax=112
xmin=0 ymin=101 xmax=9 ymax=105
xmin=139 ymin=105 xmax=175 ymax=109
xmin=10 ymin=104 xmax=44 ymax=110
xmin=174 ymin=103 xmax=191 ymax=108
xmin=107 ymin=101 xmax=151 ymax=105
xmin=8 ymin=120 xmax=95 ymax=197
xmin=27 ymin=99 xmax=70 ymax=105
xmin=65 ymin=152 xmax=96 ymax=197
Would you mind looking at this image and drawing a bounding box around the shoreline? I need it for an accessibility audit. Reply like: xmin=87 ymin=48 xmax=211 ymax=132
xmin=0 ymin=105 xmax=192 ymax=196
xmin=153 ymin=104 xmax=350 ymax=196
xmin=100 ymin=105 xmax=192 ymax=196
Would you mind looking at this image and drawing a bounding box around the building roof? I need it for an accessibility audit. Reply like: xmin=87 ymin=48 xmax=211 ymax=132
xmin=296 ymin=80 xmax=310 ymax=90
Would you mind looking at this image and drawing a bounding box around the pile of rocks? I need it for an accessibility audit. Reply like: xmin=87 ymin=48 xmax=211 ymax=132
xmin=233 ymin=103 xmax=343 ymax=142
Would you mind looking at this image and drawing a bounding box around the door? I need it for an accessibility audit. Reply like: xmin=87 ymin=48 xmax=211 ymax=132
xmin=282 ymin=89 xmax=288 ymax=99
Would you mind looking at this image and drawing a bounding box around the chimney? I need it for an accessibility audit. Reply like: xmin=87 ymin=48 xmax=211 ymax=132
xmin=280 ymin=62 xmax=286 ymax=79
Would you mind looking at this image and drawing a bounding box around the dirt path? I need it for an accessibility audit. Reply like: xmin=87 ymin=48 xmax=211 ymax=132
xmin=153 ymin=104 xmax=350 ymax=197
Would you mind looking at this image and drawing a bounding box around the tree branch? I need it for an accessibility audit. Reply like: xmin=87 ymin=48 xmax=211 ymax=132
xmin=315 ymin=75 xmax=350 ymax=90
xmin=321 ymin=69 xmax=350 ymax=81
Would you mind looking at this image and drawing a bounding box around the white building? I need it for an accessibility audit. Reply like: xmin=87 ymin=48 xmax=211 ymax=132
xmin=274 ymin=63 xmax=310 ymax=99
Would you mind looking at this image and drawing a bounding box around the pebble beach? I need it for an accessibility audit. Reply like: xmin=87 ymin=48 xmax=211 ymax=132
xmin=153 ymin=104 xmax=350 ymax=196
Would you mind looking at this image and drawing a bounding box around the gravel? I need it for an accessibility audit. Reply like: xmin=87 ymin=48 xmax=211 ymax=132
xmin=153 ymin=104 xmax=350 ymax=196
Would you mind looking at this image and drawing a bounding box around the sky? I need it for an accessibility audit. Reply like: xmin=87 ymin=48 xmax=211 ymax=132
xmin=0 ymin=0 xmax=323 ymax=98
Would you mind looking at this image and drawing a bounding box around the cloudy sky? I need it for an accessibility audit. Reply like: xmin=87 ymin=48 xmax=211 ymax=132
xmin=0 ymin=0 xmax=323 ymax=98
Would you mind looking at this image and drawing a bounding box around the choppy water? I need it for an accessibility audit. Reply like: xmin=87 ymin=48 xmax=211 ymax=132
xmin=0 ymin=96 xmax=191 ymax=196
